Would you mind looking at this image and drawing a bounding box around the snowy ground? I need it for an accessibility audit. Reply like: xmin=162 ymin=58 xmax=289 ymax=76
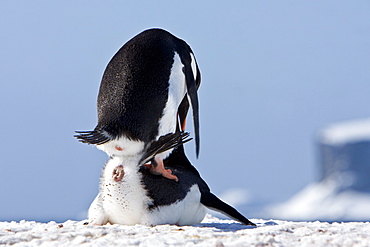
xmin=1 ymin=215 xmax=370 ymax=247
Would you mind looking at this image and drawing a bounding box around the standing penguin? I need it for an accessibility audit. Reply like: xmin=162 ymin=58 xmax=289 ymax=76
xmin=75 ymin=28 xmax=201 ymax=181
xmin=88 ymin=132 xmax=256 ymax=226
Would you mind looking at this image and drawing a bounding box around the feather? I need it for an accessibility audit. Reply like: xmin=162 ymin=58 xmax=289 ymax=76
xmin=74 ymin=130 xmax=112 ymax=145
xmin=139 ymin=131 xmax=192 ymax=165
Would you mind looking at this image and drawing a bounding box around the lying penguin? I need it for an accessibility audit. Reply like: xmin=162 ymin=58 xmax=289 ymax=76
xmin=88 ymin=132 xmax=255 ymax=226
xmin=75 ymin=28 xmax=201 ymax=182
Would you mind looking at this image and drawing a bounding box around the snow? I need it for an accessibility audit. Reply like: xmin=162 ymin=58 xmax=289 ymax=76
xmin=319 ymin=118 xmax=370 ymax=145
xmin=269 ymin=118 xmax=370 ymax=222
xmin=1 ymin=215 xmax=370 ymax=247
xmin=268 ymin=178 xmax=370 ymax=222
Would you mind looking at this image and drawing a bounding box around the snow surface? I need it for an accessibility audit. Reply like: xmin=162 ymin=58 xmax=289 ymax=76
xmin=319 ymin=118 xmax=370 ymax=145
xmin=1 ymin=214 xmax=370 ymax=247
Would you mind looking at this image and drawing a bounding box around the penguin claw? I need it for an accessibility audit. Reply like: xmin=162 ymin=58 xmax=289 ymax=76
xmin=161 ymin=169 xmax=178 ymax=182
xmin=153 ymin=156 xmax=179 ymax=182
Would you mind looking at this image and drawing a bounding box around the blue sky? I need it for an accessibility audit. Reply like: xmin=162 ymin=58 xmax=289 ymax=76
xmin=1 ymin=1 xmax=370 ymax=222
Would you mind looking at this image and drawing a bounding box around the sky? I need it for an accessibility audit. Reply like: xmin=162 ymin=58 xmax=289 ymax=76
xmin=1 ymin=1 xmax=370 ymax=222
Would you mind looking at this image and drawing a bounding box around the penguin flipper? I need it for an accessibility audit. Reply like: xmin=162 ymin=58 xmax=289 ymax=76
xmin=200 ymin=192 xmax=256 ymax=226
xmin=74 ymin=130 xmax=111 ymax=145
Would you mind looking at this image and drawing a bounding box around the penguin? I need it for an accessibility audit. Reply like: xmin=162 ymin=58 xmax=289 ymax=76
xmin=75 ymin=28 xmax=201 ymax=182
xmin=88 ymin=132 xmax=256 ymax=226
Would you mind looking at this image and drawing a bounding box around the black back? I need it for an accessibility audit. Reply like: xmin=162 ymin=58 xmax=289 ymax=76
xmin=139 ymin=144 xmax=204 ymax=208
xmin=97 ymin=29 xmax=175 ymax=142
xmin=97 ymin=29 xmax=199 ymax=143
xmin=139 ymin=144 xmax=255 ymax=226
xmin=75 ymin=28 xmax=201 ymax=157
xmin=75 ymin=29 xmax=200 ymax=158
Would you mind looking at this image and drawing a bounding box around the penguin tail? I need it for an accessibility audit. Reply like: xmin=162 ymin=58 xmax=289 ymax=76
xmin=139 ymin=131 xmax=192 ymax=165
xmin=74 ymin=130 xmax=112 ymax=145
xmin=201 ymin=192 xmax=256 ymax=226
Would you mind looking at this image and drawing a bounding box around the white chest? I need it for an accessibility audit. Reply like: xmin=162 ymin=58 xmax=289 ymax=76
xmin=99 ymin=157 xmax=152 ymax=225
xmin=88 ymin=157 xmax=207 ymax=226
xmin=155 ymin=53 xmax=188 ymax=160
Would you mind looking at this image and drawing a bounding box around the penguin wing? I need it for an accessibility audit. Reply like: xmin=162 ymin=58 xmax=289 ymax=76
xmin=74 ymin=130 xmax=112 ymax=145
xmin=200 ymin=191 xmax=256 ymax=226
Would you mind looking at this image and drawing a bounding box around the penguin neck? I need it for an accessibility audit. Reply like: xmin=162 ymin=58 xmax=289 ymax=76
xmin=100 ymin=155 xmax=153 ymax=225
xmin=107 ymin=155 xmax=141 ymax=171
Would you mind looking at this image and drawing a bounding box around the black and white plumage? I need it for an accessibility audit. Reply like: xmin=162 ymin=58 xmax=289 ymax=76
xmin=88 ymin=132 xmax=255 ymax=226
xmin=75 ymin=29 xmax=201 ymax=180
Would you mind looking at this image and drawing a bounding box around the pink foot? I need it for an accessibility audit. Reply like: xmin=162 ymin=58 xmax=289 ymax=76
xmin=145 ymin=157 xmax=178 ymax=182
